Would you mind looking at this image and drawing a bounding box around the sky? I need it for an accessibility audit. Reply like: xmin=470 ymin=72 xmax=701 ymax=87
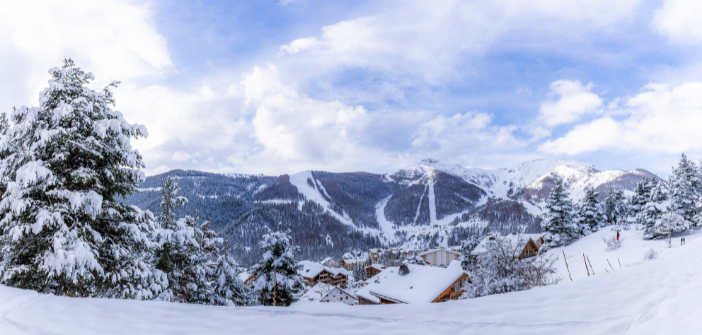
xmin=2 ymin=0 xmax=702 ymax=177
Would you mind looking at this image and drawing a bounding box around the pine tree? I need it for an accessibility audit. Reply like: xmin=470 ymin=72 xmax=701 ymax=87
xmin=459 ymin=235 xmax=481 ymax=271
xmin=629 ymin=178 xmax=653 ymax=227
xmin=352 ymin=263 xmax=367 ymax=283
xmin=643 ymin=180 xmax=691 ymax=240
xmin=603 ymin=188 xmax=627 ymax=228
xmin=577 ymin=187 xmax=602 ymax=234
xmin=541 ymin=178 xmax=576 ymax=250
xmin=0 ymin=60 xmax=164 ymax=299
xmin=669 ymin=154 xmax=701 ymax=226
xmin=252 ymin=226 xmax=304 ymax=306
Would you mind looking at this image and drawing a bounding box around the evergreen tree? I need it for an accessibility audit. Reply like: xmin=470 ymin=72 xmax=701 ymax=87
xmin=669 ymin=154 xmax=701 ymax=226
xmin=459 ymin=235 xmax=481 ymax=271
xmin=603 ymin=188 xmax=627 ymax=228
xmin=252 ymin=226 xmax=304 ymax=306
xmin=0 ymin=60 xmax=164 ymax=299
xmin=577 ymin=187 xmax=602 ymax=234
xmin=629 ymin=177 xmax=653 ymax=227
xmin=352 ymin=263 xmax=367 ymax=283
xmin=643 ymin=180 xmax=691 ymax=240
xmin=541 ymin=178 xmax=576 ymax=250
xmin=154 ymin=177 xmax=209 ymax=303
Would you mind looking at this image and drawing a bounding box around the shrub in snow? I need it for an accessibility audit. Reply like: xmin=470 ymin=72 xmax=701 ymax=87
xmin=0 ymin=60 xmax=164 ymax=299
xmin=464 ymin=235 xmax=560 ymax=298
xmin=643 ymin=248 xmax=659 ymax=261
xmin=252 ymin=226 xmax=304 ymax=306
xmin=602 ymin=236 xmax=623 ymax=251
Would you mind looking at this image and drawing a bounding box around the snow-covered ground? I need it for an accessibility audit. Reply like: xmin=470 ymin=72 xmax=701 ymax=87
xmin=2 ymin=228 xmax=701 ymax=334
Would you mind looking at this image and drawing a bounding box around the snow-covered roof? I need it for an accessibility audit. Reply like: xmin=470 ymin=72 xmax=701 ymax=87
xmin=237 ymin=270 xmax=253 ymax=282
xmin=419 ymin=248 xmax=460 ymax=257
xmin=355 ymin=261 xmax=467 ymax=304
xmin=299 ymin=261 xmax=350 ymax=278
xmin=470 ymin=234 xmax=543 ymax=256
xmin=299 ymin=283 xmax=357 ymax=303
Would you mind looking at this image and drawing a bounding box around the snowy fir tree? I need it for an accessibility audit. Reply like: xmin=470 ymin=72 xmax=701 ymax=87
xmin=642 ymin=180 xmax=690 ymax=239
xmin=0 ymin=60 xmax=165 ymax=299
xmin=155 ymin=177 xmax=221 ymax=304
xmin=541 ymin=178 xmax=577 ymax=250
xmin=404 ymin=252 xmax=426 ymax=265
xmin=629 ymin=178 xmax=653 ymax=227
xmin=459 ymin=235 xmax=481 ymax=271
xmin=577 ymin=187 xmax=602 ymax=234
xmin=603 ymin=188 xmax=628 ymax=229
xmin=252 ymin=226 xmax=304 ymax=306
xmin=352 ymin=263 xmax=367 ymax=283
xmin=668 ymin=154 xmax=701 ymax=226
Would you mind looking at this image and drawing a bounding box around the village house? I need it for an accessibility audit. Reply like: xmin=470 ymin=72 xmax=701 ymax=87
xmin=299 ymin=283 xmax=359 ymax=306
xmin=320 ymin=257 xmax=340 ymax=268
xmin=419 ymin=248 xmax=460 ymax=266
xmin=355 ymin=261 xmax=470 ymax=305
xmin=470 ymin=233 xmax=544 ymax=260
xmin=365 ymin=264 xmax=383 ymax=279
xmin=299 ymin=261 xmax=351 ymax=288
xmin=339 ymin=252 xmax=369 ymax=270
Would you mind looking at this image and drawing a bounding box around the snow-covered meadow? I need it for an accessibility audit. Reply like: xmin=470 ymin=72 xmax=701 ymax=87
xmin=1 ymin=227 xmax=700 ymax=334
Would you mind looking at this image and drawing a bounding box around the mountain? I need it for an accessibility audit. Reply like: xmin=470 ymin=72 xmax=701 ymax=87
xmin=124 ymin=159 xmax=656 ymax=265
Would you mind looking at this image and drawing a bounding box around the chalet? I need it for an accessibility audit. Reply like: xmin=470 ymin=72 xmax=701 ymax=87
xmin=299 ymin=283 xmax=359 ymax=306
xmin=419 ymin=248 xmax=460 ymax=266
xmin=320 ymin=257 xmax=340 ymax=268
xmin=368 ymin=248 xmax=383 ymax=263
xmin=471 ymin=233 xmax=544 ymax=260
xmin=299 ymin=261 xmax=350 ymax=288
xmin=339 ymin=252 xmax=369 ymax=270
xmin=365 ymin=264 xmax=383 ymax=279
xmin=356 ymin=261 xmax=470 ymax=305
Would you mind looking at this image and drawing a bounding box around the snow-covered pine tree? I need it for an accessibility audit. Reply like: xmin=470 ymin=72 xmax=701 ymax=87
xmin=541 ymin=178 xmax=576 ymax=250
xmin=201 ymin=221 xmax=250 ymax=306
xmin=252 ymin=226 xmax=304 ymax=306
xmin=352 ymin=263 xmax=367 ymax=283
xmin=0 ymin=60 xmax=165 ymax=299
xmin=459 ymin=235 xmax=481 ymax=271
xmin=577 ymin=187 xmax=602 ymax=234
xmin=669 ymin=154 xmax=701 ymax=226
xmin=154 ymin=177 xmax=211 ymax=304
xmin=628 ymin=177 xmax=653 ymax=227
xmin=603 ymin=188 xmax=627 ymax=228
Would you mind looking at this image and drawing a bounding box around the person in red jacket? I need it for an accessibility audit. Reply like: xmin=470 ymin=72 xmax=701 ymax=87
xmin=617 ymin=231 xmax=620 ymax=241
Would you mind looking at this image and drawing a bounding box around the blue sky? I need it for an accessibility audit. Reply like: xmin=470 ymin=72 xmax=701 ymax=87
xmin=2 ymin=0 xmax=702 ymax=176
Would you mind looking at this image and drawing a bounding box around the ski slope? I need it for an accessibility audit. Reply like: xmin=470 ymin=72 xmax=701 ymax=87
xmin=1 ymin=230 xmax=701 ymax=334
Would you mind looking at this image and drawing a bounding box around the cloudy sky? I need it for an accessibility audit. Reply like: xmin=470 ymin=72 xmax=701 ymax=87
xmin=2 ymin=0 xmax=702 ymax=176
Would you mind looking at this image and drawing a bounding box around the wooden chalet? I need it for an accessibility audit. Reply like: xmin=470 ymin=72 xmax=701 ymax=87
xmin=471 ymin=233 xmax=544 ymax=260
xmin=356 ymin=261 xmax=470 ymax=305
xmin=365 ymin=264 xmax=383 ymax=279
xmin=299 ymin=261 xmax=350 ymax=288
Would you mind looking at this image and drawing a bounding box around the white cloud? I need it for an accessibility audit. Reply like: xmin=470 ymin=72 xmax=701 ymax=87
xmin=277 ymin=0 xmax=641 ymax=85
xmin=171 ymin=151 xmax=193 ymax=162
xmin=0 ymin=0 xmax=171 ymax=107
xmin=653 ymin=0 xmax=702 ymax=45
xmin=539 ymin=80 xmax=603 ymax=126
xmin=540 ymin=82 xmax=702 ymax=155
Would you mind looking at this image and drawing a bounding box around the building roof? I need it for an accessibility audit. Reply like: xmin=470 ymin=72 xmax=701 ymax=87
xmin=470 ymin=234 xmax=543 ymax=256
xmin=419 ymin=248 xmax=461 ymax=257
xmin=298 ymin=260 xmax=351 ymax=279
xmin=355 ymin=261 xmax=467 ymax=304
xmin=298 ymin=283 xmax=357 ymax=303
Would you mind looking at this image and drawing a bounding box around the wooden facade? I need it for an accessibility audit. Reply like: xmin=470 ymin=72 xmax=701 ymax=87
xmin=366 ymin=265 xmax=382 ymax=279
xmin=517 ymin=238 xmax=541 ymax=259
xmin=302 ymin=269 xmax=349 ymax=288
xmin=431 ymin=273 xmax=470 ymax=303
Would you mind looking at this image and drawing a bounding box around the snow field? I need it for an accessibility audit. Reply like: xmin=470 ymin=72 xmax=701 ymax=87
xmin=2 ymin=227 xmax=702 ymax=334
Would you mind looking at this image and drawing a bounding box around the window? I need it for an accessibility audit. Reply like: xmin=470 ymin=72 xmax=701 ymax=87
xmin=454 ymin=282 xmax=460 ymax=292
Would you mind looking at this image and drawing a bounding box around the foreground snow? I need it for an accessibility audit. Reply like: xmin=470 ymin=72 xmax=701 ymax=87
xmin=2 ymin=230 xmax=701 ymax=334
